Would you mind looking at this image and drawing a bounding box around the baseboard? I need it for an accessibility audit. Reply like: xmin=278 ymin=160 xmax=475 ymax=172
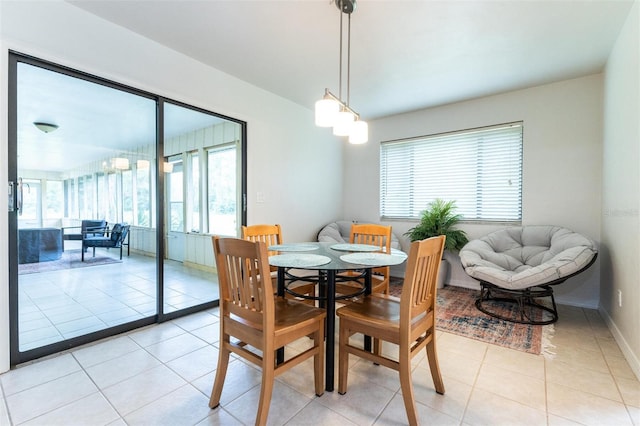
xmin=598 ymin=306 xmax=640 ymax=381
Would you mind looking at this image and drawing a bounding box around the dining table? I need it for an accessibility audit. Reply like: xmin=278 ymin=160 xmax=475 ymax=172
xmin=268 ymin=241 xmax=407 ymax=392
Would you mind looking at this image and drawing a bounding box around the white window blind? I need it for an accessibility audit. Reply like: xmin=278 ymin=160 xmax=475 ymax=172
xmin=380 ymin=122 xmax=523 ymax=221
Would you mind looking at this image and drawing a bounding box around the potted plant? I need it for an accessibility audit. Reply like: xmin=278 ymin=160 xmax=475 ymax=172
xmin=405 ymin=199 xmax=468 ymax=288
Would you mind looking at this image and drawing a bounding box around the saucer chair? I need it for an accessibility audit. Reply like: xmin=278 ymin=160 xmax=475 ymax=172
xmin=459 ymin=225 xmax=597 ymax=325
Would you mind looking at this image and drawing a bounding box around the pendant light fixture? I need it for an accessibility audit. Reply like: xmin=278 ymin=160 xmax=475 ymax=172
xmin=315 ymin=0 xmax=368 ymax=144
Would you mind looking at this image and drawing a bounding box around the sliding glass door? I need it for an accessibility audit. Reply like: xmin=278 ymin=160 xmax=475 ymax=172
xmin=162 ymin=102 xmax=243 ymax=314
xmin=8 ymin=53 xmax=246 ymax=364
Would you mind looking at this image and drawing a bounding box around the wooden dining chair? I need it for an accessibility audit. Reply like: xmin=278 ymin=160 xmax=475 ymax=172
xmin=336 ymin=223 xmax=393 ymax=298
xmin=336 ymin=235 xmax=446 ymax=426
xmin=241 ymin=224 xmax=282 ymax=255
xmin=242 ymin=223 xmax=316 ymax=303
xmin=209 ymin=237 xmax=326 ymax=425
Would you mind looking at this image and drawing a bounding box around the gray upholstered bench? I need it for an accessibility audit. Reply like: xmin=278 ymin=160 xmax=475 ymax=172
xmin=459 ymin=225 xmax=597 ymax=325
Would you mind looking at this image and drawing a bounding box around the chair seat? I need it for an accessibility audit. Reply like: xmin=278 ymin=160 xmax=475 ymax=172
xmin=338 ymin=294 xmax=401 ymax=324
xmin=83 ymin=236 xmax=118 ymax=247
xmin=273 ymin=297 xmax=326 ymax=328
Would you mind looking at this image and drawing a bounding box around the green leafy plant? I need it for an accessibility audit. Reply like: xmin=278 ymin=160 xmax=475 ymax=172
xmin=404 ymin=199 xmax=469 ymax=251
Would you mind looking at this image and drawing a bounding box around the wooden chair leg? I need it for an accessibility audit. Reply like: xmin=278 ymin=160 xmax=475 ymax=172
xmin=398 ymin=348 xmax=418 ymax=426
xmin=338 ymin=321 xmax=350 ymax=394
xmin=373 ymin=337 xmax=383 ymax=356
xmin=426 ymin=338 xmax=445 ymax=395
xmin=314 ymin=321 xmax=325 ymax=397
xmin=256 ymin=352 xmax=276 ymax=425
xmin=209 ymin=344 xmax=231 ymax=409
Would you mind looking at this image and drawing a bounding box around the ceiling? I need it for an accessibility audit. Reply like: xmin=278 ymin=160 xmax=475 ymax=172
xmin=68 ymin=0 xmax=634 ymax=120
xmin=17 ymin=63 xmax=225 ymax=172
xmin=16 ymin=0 xmax=634 ymax=173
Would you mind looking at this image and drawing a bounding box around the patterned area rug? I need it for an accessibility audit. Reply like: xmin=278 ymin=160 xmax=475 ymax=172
xmin=390 ymin=281 xmax=549 ymax=355
xmin=18 ymin=249 xmax=122 ymax=274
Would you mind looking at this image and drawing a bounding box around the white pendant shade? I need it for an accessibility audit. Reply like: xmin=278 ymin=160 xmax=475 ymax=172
xmin=348 ymin=120 xmax=368 ymax=144
xmin=315 ymin=2 xmax=367 ymax=143
xmin=333 ymin=111 xmax=355 ymax=136
xmin=315 ymin=98 xmax=340 ymax=127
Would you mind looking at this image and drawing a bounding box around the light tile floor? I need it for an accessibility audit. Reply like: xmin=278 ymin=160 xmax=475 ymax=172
xmin=1 ymin=301 xmax=638 ymax=425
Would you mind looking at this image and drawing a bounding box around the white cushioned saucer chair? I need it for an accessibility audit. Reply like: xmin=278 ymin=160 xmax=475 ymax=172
xmin=459 ymin=225 xmax=597 ymax=325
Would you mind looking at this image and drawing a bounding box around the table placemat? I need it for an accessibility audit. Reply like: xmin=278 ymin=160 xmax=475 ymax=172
xmin=340 ymin=252 xmax=407 ymax=266
xmin=330 ymin=243 xmax=380 ymax=252
xmin=268 ymin=243 xmax=318 ymax=252
xmin=269 ymin=254 xmax=331 ymax=268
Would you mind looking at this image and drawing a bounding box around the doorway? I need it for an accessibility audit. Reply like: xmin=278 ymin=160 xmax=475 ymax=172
xmin=8 ymin=53 xmax=246 ymax=364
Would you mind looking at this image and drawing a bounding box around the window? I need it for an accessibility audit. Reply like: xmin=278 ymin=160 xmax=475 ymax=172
xmin=168 ymin=157 xmax=184 ymax=232
xmin=122 ymin=170 xmax=133 ymax=224
xmin=136 ymin=163 xmax=151 ymax=227
xmin=45 ymin=180 xmax=64 ymax=220
xmin=188 ymin=152 xmax=200 ymax=233
xmin=208 ymin=144 xmax=237 ymax=235
xmin=380 ymin=122 xmax=523 ymax=222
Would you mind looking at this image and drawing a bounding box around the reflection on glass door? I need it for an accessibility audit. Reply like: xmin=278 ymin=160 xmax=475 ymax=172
xmin=162 ymin=102 xmax=243 ymax=313
xmin=11 ymin=60 xmax=158 ymax=358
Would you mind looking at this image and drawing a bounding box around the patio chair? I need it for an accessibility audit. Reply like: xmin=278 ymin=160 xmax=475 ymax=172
xmin=81 ymin=223 xmax=130 ymax=261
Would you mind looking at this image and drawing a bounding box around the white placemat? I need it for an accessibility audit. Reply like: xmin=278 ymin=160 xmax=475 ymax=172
xmin=330 ymin=243 xmax=381 ymax=252
xmin=340 ymin=252 xmax=407 ymax=266
xmin=269 ymin=254 xmax=331 ymax=268
xmin=268 ymin=243 xmax=318 ymax=252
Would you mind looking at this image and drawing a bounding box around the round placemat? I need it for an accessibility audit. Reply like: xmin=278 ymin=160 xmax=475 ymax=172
xmin=340 ymin=252 xmax=407 ymax=266
xmin=269 ymin=254 xmax=331 ymax=268
xmin=268 ymin=243 xmax=318 ymax=252
xmin=330 ymin=243 xmax=380 ymax=252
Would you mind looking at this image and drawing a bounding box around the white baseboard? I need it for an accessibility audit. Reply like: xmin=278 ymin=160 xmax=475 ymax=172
xmin=598 ymin=307 xmax=640 ymax=381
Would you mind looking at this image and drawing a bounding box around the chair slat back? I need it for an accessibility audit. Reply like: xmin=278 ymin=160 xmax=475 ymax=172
xmin=401 ymin=236 xmax=446 ymax=323
xmin=351 ymin=224 xmax=393 ymax=277
xmin=350 ymin=224 xmax=392 ymax=252
xmin=242 ymin=224 xmax=282 ymax=257
xmin=213 ymin=237 xmax=274 ymax=327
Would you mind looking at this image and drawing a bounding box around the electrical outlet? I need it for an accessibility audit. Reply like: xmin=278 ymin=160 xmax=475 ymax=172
xmin=617 ymin=290 xmax=622 ymax=307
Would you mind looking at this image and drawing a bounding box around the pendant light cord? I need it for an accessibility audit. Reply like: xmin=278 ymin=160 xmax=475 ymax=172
xmin=347 ymin=12 xmax=351 ymax=107
xmin=339 ymin=7 xmax=343 ymax=103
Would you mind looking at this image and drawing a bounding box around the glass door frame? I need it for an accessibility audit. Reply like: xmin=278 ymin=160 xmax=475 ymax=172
xmin=7 ymin=51 xmax=247 ymax=365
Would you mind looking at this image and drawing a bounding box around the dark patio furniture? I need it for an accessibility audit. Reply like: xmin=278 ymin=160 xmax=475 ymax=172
xmin=82 ymin=223 xmax=130 ymax=261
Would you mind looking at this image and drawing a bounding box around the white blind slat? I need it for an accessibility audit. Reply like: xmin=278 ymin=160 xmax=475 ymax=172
xmin=380 ymin=122 xmax=523 ymax=221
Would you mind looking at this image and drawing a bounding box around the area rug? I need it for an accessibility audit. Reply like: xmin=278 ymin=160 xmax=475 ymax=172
xmin=18 ymin=250 xmax=121 ymax=275
xmin=390 ymin=281 xmax=551 ymax=355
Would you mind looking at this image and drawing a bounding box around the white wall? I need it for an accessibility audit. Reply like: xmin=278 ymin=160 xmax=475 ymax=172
xmin=343 ymin=74 xmax=603 ymax=308
xmin=0 ymin=1 xmax=342 ymax=372
xmin=601 ymin=0 xmax=640 ymax=379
